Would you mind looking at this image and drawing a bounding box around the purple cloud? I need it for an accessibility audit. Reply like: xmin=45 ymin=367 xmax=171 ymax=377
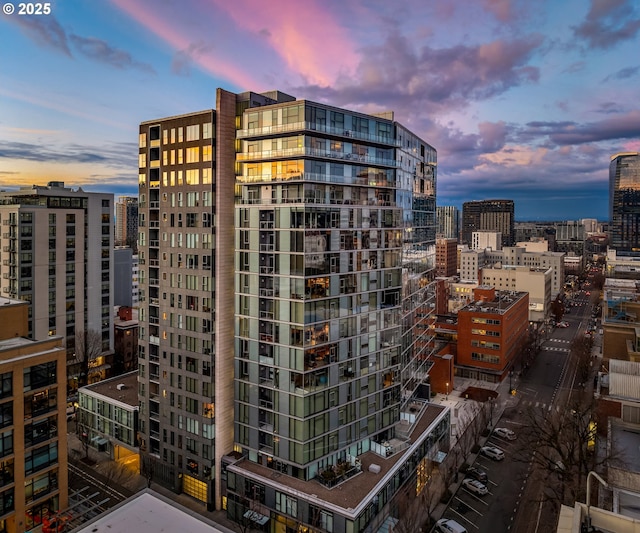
xmin=70 ymin=35 xmax=155 ymax=74
xmin=573 ymin=0 xmax=640 ymax=49
xmin=296 ymin=31 xmax=542 ymax=117
xmin=603 ymin=65 xmax=640 ymax=82
xmin=11 ymin=15 xmax=71 ymax=56
xmin=521 ymin=110 xmax=640 ymax=146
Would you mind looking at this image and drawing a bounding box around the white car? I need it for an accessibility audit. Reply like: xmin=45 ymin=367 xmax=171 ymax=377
xmin=436 ymin=519 xmax=468 ymax=533
xmin=480 ymin=445 xmax=505 ymax=461
xmin=494 ymin=427 xmax=516 ymax=441
xmin=462 ymin=477 xmax=488 ymax=496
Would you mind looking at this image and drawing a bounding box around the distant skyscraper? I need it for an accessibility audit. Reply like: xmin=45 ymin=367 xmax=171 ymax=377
xmin=0 ymin=182 xmax=114 ymax=390
xmin=609 ymin=152 xmax=640 ymax=254
xmin=437 ymin=205 xmax=459 ymax=240
xmin=115 ymin=196 xmax=138 ymax=248
xmin=461 ymin=199 xmax=515 ymax=247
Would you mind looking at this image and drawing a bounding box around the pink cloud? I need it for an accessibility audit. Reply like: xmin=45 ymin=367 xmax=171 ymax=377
xmin=111 ymin=0 xmax=259 ymax=91
xmin=623 ymin=140 xmax=640 ymax=151
xmin=209 ymin=0 xmax=360 ymax=86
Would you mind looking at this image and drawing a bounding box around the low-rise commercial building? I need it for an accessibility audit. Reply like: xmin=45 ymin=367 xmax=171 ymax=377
xmin=456 ymin=287 xmax=529 ymax=382
xmin=77 ymin=371 xmax=139 ymax=467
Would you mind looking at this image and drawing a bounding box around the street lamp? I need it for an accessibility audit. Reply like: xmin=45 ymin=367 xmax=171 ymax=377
xmin=445 ymin=382 xmax=449 ymax=401
xmin=509 ymin=370 xmax=514 ymax=394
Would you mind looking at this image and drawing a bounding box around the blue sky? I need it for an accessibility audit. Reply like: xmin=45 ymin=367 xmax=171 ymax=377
xmin=1 ymin=0 xmax=639 ymax=220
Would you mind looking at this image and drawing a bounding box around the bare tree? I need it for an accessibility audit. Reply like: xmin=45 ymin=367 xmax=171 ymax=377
xmin=550 ymin=296 xmax=565 ymax=322
xmin=75 ymin=329 xmax=103 ymax=387
xmin=514 ymin=392 xmax=610 ymax=520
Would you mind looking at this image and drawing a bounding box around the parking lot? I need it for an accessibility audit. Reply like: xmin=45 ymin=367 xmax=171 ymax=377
xmin=435 ymin=427 xmax=523 ymax=532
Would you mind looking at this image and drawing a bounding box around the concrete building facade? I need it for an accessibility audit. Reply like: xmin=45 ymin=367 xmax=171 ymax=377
xmin=0 ymin=183 xmax=114 ymax=391
xmin=436 ymin=205 xmax=459 ymax=240
xmin=0 ymin=297 xmax=69 ymax=533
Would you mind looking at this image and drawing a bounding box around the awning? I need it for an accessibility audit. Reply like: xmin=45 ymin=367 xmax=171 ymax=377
xmin=243 ymin=510 xmax=269 ymax=526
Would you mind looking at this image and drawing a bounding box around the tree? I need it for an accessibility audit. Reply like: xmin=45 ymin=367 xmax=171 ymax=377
xmin=550 ymin=296 xmax=565 ymax=322
xmin=75 ymin=329 xmax=103 ymax=387
xmin=513 ymin=391 xmax=610 ymax=521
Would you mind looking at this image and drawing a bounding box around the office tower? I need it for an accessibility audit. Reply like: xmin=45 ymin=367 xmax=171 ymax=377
xmin=436 ymin=205 xmax=459 ymax=240
xmin=115 ymin=197 xmax=138 ymax=249
xmin=0 ymin=182 xmax=114 ymax=391
xmin=555 ymin=220 xmax=585 ymax=255
xmin=138 ymin=89 xmax=447 ymax=527
xmin=461 ymin=199 xmax=515 ymax=247
xmin=0 ymin=297 xmax=69 ymax=533
xmin=436 ymin=238 xmax=458 ymax=276
xmin=609 ymin=152 xmax=640 ymax=254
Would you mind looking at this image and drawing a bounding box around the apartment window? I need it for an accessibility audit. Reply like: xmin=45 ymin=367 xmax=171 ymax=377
xmin=186 ymin=147 xmax=199 ymax=164
xmin=203 ymin=122 xmax=212 ymax=139
xmin=202 ymin=145 xmax=212 ymax=162
xmin=186 ymin=125 xmax=199 ymax=141
xmin=275 ymin=491 xmax=297 ymax=518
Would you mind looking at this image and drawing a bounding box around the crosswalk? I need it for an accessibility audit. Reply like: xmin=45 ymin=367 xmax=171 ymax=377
xmin=543 ymin=339 xmax=570 ymax=352
xmin=518 ymin=400 xmax=562 ymax=412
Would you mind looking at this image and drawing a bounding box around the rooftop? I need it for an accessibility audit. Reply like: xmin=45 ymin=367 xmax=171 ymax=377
xmin=81 ymin=371 xmax=139 ymax=408
xmin=227 ymin=403 xmax=446 ymax=518
xmin=72 ymin=490 xmax=228 ymax=533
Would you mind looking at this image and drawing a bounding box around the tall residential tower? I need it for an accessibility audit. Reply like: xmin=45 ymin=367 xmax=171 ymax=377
xmin=138 ymin=90 xmax=449 ymax=530
xmin=461 ymin=199 xmax=515 ymax=247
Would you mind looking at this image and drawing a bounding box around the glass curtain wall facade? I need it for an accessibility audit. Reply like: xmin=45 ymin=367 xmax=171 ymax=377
xmin=609 ymin=152 xmax=640 ymax=254
xmin=234 ymin=101 xmax=437 ymax=482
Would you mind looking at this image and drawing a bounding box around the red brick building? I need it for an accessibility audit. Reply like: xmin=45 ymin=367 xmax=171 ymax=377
xmin=456 ymin=287 xmax=529 ymax=383
xmin=436 ymin=238 xmax=458 ymax=277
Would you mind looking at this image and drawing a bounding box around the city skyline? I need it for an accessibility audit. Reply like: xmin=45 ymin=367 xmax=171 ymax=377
xmin=1 ymin=0 xmax=639 ymax=220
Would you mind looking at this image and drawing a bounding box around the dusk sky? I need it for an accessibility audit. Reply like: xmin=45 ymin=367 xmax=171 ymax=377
xmin=1 ymin=0 xmax=639 ymax=220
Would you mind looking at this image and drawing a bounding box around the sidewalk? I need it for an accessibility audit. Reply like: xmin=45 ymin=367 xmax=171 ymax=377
xmin=428 ymin=375 xmax=520 ymax=526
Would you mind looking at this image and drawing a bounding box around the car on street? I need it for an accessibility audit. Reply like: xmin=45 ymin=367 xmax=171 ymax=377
xmin=436 ymin=518 xmax=468 ymax=533
xmin=557 ymin=321 xmax=569 ymax=328
xmin=480 ymin=445 xmax=505 ymax=461
xmin=494 ymin=427 xmax=516 ymax=440
xmin=462 ymin=477 xmax=489 ymax=496
xmin=465 ymin=466 xmax=488 ymax=483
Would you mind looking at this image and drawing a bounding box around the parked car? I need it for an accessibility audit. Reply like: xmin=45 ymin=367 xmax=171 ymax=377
xmin=465 ymin=466 xmax=488 ymax=483
xmin=462 ymin=478 xmax=488 ymax=496
xmin=494 ymin=427 xmax=516 ymax=441
xmin=557 ymin=321 xmax=569 ymax=328
xmin=480 ymin=446 xmax=505 ymax=461
xmin=436 ymin=519 xmax=468 ymax=533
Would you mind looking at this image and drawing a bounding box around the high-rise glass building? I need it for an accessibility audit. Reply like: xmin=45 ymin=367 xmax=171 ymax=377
xmin=138 ymin=90 xmax=450 ymax=527
xmin=461 ymin=199 xmax=515 ymax=247
xmin=609 ymin=152 xmax=640 ymax=254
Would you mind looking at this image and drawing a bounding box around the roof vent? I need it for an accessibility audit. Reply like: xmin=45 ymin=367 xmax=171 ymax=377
xmin=116 ymin=383 xmax=126 ymax=391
